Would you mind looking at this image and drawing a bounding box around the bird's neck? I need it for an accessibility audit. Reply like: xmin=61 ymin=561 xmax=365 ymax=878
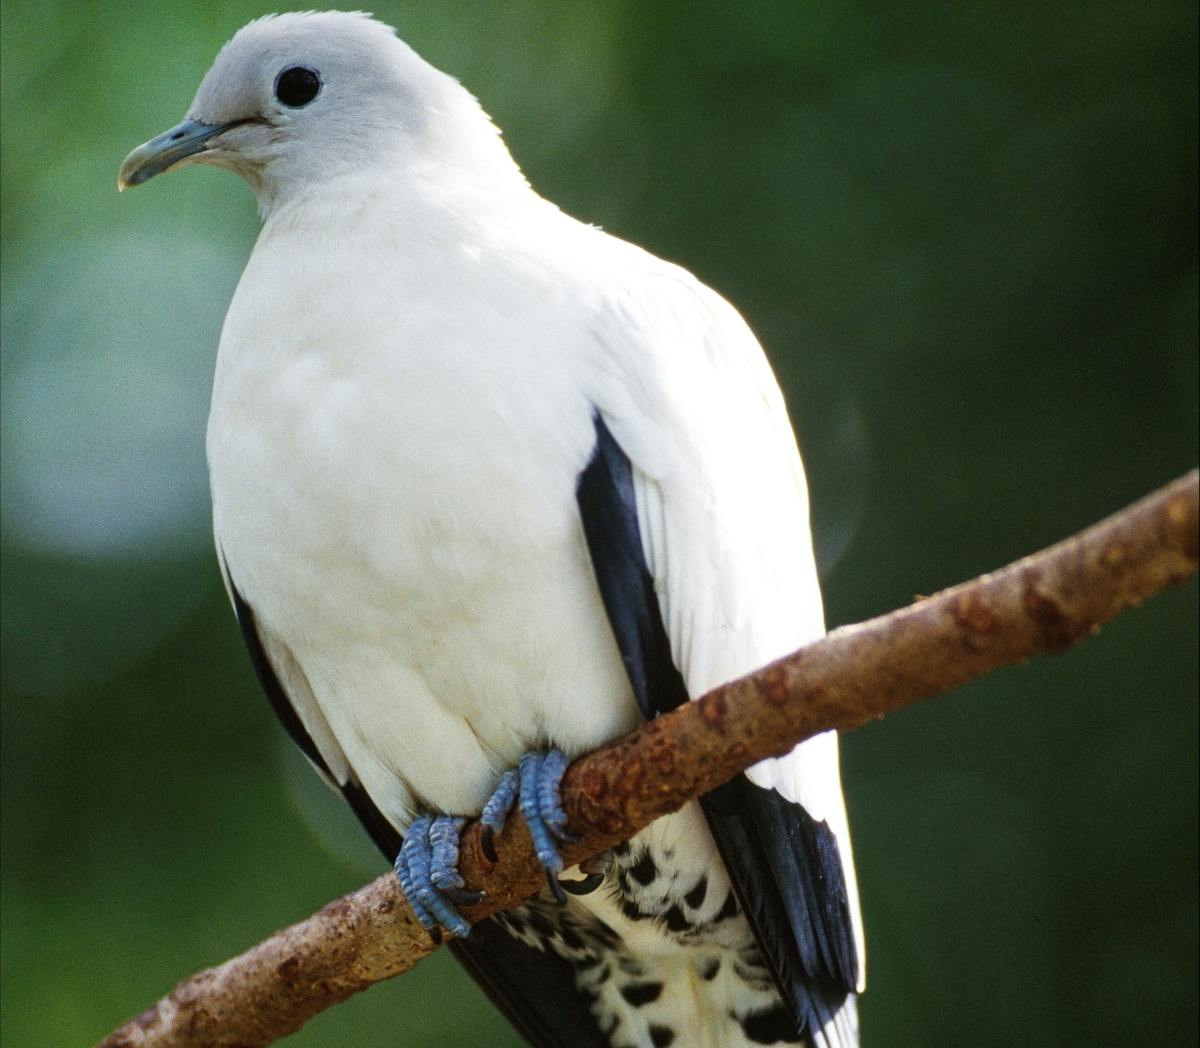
xmin=256 ymin=159 xmax=553 ymax=257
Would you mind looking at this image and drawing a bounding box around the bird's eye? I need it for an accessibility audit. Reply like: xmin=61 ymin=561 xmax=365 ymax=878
xmin=274 ymin=66 xmax=321 ymax=108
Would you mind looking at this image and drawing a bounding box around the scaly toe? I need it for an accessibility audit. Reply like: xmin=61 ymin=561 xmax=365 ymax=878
xmin=534 ymin=749 xmax=577 ymax=843
xmin=519 ymin=752 xmax=565 ymax=874
xmin=430 ymin=815 xmax=486 ymax=905
xmin=479 ymin=769 xmax=520 ymax=862
xmin=394 ymin=813 xmax=472 ymax=940
xmin=429 ymin=815 xmax=467 ymax=891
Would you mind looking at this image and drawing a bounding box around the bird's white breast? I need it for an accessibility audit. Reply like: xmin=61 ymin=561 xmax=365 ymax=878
xmin=207 ymin=190 xmax=639 ymax=822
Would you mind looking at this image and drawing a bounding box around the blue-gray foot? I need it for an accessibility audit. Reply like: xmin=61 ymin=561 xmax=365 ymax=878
xmin=394 ymin=813 xmax=482 ymax=942
xmin=395 ymin=749 xmax=592 ymax=939
xmin=482 ymin=750 xmax=584 ymax=902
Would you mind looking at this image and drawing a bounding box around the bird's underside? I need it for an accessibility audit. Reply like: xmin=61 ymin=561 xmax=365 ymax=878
xmin=224 ymin=412 xmax=859 ymax=1048
xmin=235 ymin=571 xmax=856 ymax=1048
xmin=213 ymin=230 xmax=863 ymax=1047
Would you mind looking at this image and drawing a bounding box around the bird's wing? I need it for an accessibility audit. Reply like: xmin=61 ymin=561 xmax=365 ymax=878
xmin=216 ymin=554 xmax=607 ymax=1048
xmin=217 ymin=553 xmax=349 ymax=789
xmin=578 ymin=263 xmax=864 ymax=1037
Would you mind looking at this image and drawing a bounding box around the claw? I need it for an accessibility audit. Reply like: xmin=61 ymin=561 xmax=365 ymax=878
xmin=480 ymin=769 xmax=520 ymax=862
xmin=559 ymin=872 xmax=604 ymax=896
xmin=546 ymin=869 xmax=568 ymax=904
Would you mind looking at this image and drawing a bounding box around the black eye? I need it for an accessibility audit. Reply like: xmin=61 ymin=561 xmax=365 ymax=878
xmin=274 ymin=66 xmax=321 ymax=108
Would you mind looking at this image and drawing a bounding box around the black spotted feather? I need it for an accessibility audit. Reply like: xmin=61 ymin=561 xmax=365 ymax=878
xmin=577 ymin=412 xmax=859 ymax=1041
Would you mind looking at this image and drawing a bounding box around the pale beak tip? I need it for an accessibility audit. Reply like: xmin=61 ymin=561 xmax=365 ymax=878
xmin=116 ymin=118 xmax=226 ymax=193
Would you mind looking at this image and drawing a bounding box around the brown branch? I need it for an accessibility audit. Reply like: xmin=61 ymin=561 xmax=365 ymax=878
xmin=100 ymin=470 xmax=1199 ymax=1048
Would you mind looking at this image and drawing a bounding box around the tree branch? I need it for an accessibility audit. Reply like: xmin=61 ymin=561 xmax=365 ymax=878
xmin=100 ymin=470 xmax=1199 ymax=1048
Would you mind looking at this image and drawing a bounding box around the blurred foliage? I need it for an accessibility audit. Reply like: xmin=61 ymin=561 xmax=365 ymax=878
xmin=1 ymin=2 xmax=1196 ymax=1046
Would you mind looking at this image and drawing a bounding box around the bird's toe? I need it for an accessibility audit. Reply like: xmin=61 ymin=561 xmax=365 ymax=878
xmin=394 ymin=813 xmax=473 ymax=939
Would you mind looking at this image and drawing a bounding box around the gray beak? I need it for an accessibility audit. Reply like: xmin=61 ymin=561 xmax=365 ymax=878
xmin=117 ymin=119 xmax=232 ymax=190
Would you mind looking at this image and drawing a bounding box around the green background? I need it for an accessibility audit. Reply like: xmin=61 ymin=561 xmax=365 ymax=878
xmin=2 ymin=2 xmax=1196 ymax=1046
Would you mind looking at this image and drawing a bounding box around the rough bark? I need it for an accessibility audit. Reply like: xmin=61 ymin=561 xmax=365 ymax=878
xmin=99 ymin=470 xmax=1199 ymax=1048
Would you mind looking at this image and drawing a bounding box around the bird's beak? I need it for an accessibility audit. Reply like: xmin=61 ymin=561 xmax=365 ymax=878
xmin=117 ymin=118 xmax=233 ymax=191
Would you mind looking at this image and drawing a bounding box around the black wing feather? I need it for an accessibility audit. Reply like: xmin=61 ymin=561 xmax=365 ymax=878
xmin=225 ymin=567 xmax=605 ymax=1048
xmin=228 ymin=569 xmax=333 ymax=778
xmin=576 ymin=412 xmax=858 ymax=1036
xmin=575 ymin=415 xmax=689 ymax=718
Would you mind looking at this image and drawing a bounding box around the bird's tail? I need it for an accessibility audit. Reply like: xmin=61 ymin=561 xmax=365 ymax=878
xmin=574 ymin=947 xmax=859 ymax=1048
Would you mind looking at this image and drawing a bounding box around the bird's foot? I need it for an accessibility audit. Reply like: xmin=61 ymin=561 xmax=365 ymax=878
xmin=394 ymin=813 xmax=483 ymax=942
xmin=395 ymin=749 xmax=589 ymax=940
xmin=479 ymin=749 xmax=596 ymax=903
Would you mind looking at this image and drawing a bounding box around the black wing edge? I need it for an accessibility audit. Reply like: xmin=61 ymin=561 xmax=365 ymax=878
xmin=576 ymin=412 xmax=859 ymax=1039
xmin=224 ymin=563 xmax=607 ymax=1048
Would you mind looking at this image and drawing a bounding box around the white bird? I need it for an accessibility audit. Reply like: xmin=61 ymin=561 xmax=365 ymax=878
xmin=119 ymin=12 xmax=864 ymax=1047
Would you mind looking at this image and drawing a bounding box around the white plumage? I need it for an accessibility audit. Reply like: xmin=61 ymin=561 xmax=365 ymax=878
xmin=120 ymin=12 xmax=864 ymax=1046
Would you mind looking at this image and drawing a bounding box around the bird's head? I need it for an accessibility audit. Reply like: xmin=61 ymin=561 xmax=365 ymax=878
xmin=118 ymin=12 xmax=521 ymax=211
